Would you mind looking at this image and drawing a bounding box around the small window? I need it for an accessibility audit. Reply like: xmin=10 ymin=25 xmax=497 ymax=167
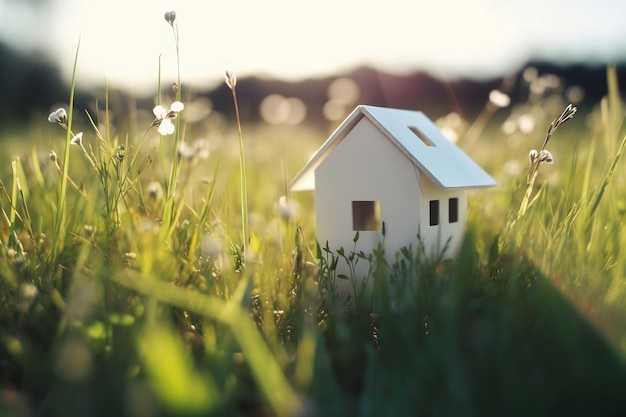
xmin=408 ymin=126 xmax=436 ymax=147
xmin=449 ymin=198 xmax=459 ymax=223
xmin=429 ymin=200 xmax=439 ymax=226
xmin=352 ymin=201 xmax=381 ymax=231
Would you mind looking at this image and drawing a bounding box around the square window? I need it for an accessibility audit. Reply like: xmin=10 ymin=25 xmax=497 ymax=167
xmin=352 ymin=201 xmax=381 ymax=231
xmin=449 ymin=198 xmax=459 ymax=223
xmin=429 ymin=200 xmax=439 ymax=226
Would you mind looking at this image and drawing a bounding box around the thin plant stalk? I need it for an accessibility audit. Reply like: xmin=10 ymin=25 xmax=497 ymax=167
xmin=517 ymin=104 xmax=576 ymax=219
xmin=226 ymin=71 xmax=249 ymax=251
xmin=54 ymin=38 xmax=80 ymax=259
xmin=587 ymin=132 xmax=626 ymax=219
xmin=161 ymin=14 xmax=184 ymax=233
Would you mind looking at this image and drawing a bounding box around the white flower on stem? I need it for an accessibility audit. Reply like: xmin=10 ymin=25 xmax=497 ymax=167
xmin=194 ymin=139 xmax=210 ymax=160
xmin=178 ymin=138 xmax=210 ymax=162
xmin=70 ymin=132 xmax=83 ymax=146
xmin=539 ymin=149 xmax=554 ymax=164
xmin=276 ymin=196 xmax=300 ymax=221
xmin=529 ymin=148 xmax=554 ymax=164
xmin=147 ymin=181 xmax=164 ymax=200
xmin=48 ymin=108 xmax=67 ymax=124
xmin=152 ymin=101 xmax=184 ymax=136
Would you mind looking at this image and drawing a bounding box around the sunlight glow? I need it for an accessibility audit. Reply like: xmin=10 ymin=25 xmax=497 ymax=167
xmin=2 ymin=0 xmax=625 ymax=93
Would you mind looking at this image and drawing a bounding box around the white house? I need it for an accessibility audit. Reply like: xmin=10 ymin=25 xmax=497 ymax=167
xmin=290 ymin=105 xmax=496 ymax=281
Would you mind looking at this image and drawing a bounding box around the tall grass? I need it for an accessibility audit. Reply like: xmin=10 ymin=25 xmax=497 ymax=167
xmin=493 ymin=65 xmax=626 ymax=349
xmin=225 ymin=70 xmax=250 ymax=260
xmin=53 ymin=39 xmax=80 ymax=260
xmin=1 ymin=11 xmax=626 ymax=417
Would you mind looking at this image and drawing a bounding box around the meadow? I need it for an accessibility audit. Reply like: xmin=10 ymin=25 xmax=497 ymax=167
xmin=1 ymin=12 xmax=626 ymax=417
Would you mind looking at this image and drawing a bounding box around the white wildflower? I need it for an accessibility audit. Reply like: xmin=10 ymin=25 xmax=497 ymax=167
xmin=152 ymin=101 xmax=184 ymax=136
xmin=70 ymin=132 xmax=83 ymax=146
xmin=539 ymin=149 xmax=554 ymax=164
xmin=146 ymin=181 xmax=163 ymax=200
xmin=48 ymin=108 xmax=67 ymax=124
xmin=276 ymin=196 xmax=299 ymax=221
xmin=178 ymin=139 xmax=209 ymax=162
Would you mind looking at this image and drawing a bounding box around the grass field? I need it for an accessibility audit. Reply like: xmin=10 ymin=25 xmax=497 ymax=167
xmin=1 ymin=13 xmax=626 ymax=417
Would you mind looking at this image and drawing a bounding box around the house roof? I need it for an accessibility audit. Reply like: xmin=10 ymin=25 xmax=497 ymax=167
xmin=290 ymin=105 xmax=497 ymax=191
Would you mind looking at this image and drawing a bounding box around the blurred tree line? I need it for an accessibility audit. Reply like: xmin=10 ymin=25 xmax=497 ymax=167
xmin=0 ymin=41 xmax=70 ymax=130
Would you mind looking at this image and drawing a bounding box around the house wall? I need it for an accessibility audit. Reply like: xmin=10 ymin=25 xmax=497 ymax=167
xmin=314 ymin=118 xmax=467 ymax=284
xmin=416 ymin=170 xmax=468 ymax=257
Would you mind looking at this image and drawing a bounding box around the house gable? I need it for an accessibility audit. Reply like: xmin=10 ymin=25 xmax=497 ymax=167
xmin=290 ymin=105 xmax=496 ymax=192
xmin=313 ymin=116 xmax=422 ymax=253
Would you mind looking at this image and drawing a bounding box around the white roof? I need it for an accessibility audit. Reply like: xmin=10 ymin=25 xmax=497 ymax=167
xmin=290 ymin=105 xmax=497 ymax=191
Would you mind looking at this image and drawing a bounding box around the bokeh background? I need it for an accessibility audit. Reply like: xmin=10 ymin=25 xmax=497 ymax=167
xmin=1 ymin=0 xmax=625 ymax=133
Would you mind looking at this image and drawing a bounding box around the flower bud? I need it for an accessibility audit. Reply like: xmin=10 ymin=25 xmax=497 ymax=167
xmin=164 ymin=11 xmax=176 ymax=26
xmin=540 ymin=149 xmax=554 ymax=164
xmin=225 ymin=71 xmax=237 ymax=90
xmin=116 ymin=144 xmax=126 ymax=161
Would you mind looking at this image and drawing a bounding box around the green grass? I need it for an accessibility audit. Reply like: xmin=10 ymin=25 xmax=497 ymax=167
xmin=2 ymin=14 xmax=626 ymax=417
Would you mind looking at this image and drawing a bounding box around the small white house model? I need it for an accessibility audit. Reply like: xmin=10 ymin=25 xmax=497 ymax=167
xmin=290 ymin=105 xmax=496 ymax=276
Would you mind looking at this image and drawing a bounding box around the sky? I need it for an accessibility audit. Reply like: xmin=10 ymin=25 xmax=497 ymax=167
xmin=1 ymin=0 xmax=625 ymax=94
